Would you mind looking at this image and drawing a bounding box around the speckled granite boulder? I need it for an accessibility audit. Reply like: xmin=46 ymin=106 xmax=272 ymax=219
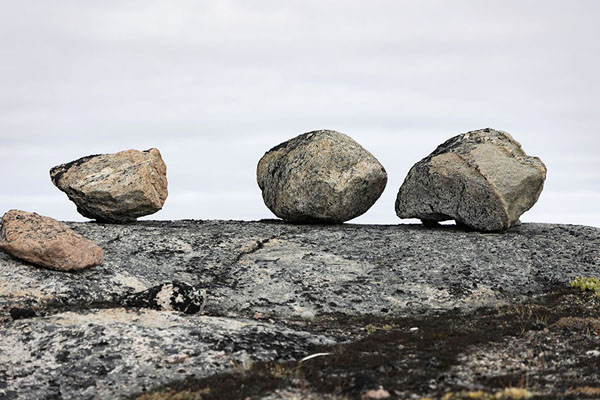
xmin=50 ymin=148 xmax=168 ymax=223
xmin=257 ymin=130 xmax=387 ymax=223
xmin=0 ymin=210 xmax=103 ymax=271
xmin=396 ymin=128 xmax=546 ymax=231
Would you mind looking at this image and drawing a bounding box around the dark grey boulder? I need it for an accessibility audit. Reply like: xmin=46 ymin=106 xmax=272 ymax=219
xmin=257 ymin=130 xmax=387 ymax=223
xmin=395 ymin=128 xmax=547 ymax=231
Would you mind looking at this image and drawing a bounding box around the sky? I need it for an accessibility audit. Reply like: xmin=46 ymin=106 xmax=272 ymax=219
xmin=1 ymin=0 xmax=599 ymax=227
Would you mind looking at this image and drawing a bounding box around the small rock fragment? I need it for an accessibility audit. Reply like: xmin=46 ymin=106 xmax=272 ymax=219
xmin=395 ymin=128 xmax=546 ymax=231
xmin=257 ymin=130 xmax=387 ymax=223
xmin=50 ymin=148 xmax=168 ymax=223
xmin=300 ymin=310 xmax=316 ymax=321
xmin=0 ymin=210 xmax=104 ymax=271
xmin=362 ymin=387 xmax=391 ymax=399
xmin=123 ymin=281 xmax=206 ymax=314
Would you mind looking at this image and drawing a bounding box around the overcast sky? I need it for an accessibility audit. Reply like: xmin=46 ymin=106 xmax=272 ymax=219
xmin=1 ymin=0 xmax=598 ymax=226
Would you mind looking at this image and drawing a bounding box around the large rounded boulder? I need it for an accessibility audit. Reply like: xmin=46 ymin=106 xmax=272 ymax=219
xmin=395 ymin=128 xmax=546 ymax=231
xmin=257 ymin=130 xmax=387 ymax=223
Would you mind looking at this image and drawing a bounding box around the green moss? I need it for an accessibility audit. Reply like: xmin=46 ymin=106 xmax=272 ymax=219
xmin=364 ymin=323 xmax=394 ymax=333
xmin=569 ymin=276 xmax=600 ymax=297
xmin=137 ymin=388 xmax=209 ymax=400
xmin=440 ymin=387 xmax=533 ymax=399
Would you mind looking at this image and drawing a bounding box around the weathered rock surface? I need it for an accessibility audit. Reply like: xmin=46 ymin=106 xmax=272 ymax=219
xmin=257 ymin=130 xmax=387 ymax=223
xmin=396 ymin=128 xmax=547 ymax=231
xmin=50 ymin=148 xmax=168 ymax=223
xmin=0 ymin=308 xmax=334 ymax=399
xmin=2 ymin=220 xmax=598 ymax=322
xmin=0 ymin=210 xmax=103 ymax=271
xmin=122 ymin=281 xmax=206 ymax=314
xmin=0 ymin=220 xmax=598 ymax=399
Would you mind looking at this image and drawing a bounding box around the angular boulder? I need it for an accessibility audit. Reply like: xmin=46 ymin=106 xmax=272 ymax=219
xmin=50 ymin=148 xmax=168 ymax=223
xmin=257 ymin=130 xmax=387 ymax=223
xmin=395 ymin=128 xmax=546 ymax=231
xmin=0 ymin=210 xmax=103 ymax=271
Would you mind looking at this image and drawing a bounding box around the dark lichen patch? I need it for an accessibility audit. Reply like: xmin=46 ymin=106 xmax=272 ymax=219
xmin=122 ymin=281 xmax=206 ymax=314
xmin=9 ymin=307 xmax=36 ymax=320
xmin=49 ymin=153 xmax=101 ymax=186
xmin=133 ymin=288 xmax=600 ymax=400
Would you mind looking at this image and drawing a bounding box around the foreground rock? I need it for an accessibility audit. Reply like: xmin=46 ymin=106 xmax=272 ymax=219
xmin=2 ymin=220 xmax=598 ymax=321
xmin=50 ymin=148 xmax=168 ymax=223
xmin=0 ymin=210 xmax=103 ymax=271
xmin=396 ymin=128 xmax=547 ymax=231
xmin=0 ymin=308 xmax=334 ymax=399
xmin=257 ymin=130 xmax=387 ymax=223
xmin=1 ymin=220 xmax=599 ymax=399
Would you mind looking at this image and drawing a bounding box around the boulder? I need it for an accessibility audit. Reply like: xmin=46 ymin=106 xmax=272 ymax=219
xmin=50 ymin=148 xmax=168 ymax=223
xmin=257 ymin=130 xmax=387 ymax=223
xmin=0 ymin=210 xmax=103 ymax=271
xmin=395 ymin=128 xmax=546 ymax=231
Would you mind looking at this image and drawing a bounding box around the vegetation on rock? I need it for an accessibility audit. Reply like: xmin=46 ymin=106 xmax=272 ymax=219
xmin=569 ymin=276 xmax=600 ymax=297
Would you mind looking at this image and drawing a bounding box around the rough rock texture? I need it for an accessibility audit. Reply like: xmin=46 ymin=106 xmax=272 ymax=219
xmin=50 ymin=148 xmax=168 ymax=223
xmin=0 ymin=210 xmax=103 ymax=271
xmin=0 ymin=308 xmax=334 ymax=399
xmin=0 ymin=220 xmax=599 ymax=399
xmin=2 ymin=220 xmax=599 ymax=322
xmin=257 ymin=130 xmax=387 ymax=223
xmin=396 ymin=128 xmax=547 ymax=231
xmin=122 ymin=281 xmax=206 ymax=314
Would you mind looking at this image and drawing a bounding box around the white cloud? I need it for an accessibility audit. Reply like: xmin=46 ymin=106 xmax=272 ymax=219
xmin=0 ymin=1 xmax=598 ymax=226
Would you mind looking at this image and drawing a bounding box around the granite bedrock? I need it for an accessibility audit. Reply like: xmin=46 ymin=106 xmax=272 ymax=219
xmin=1 ymin=220 xmax=599 ymax=399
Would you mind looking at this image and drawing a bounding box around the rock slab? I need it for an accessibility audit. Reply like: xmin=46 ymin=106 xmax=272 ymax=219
xmin=395 ymin=128 xmax=546 ymax=231
xmin=50 ymin=148 xmax=168 ymax=223
xmin=2 ymin=220 xmax=598 ymax=322
xmin=0 ymin=308 xmax=334 ymax=400
xmin=0 ymin=219 xmax=599 ymax=399
xmin=0 ymin=210 xmax=103 ymax=271
xmin=257 ymin=130 xmax=387 ymax=223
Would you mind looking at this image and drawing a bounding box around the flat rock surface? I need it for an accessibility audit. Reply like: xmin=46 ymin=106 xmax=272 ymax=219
xmin=2 ymin=220 xmax=598 ymax=321
xmin=0 ymin=308 xmax=334 ymax=399
xmin=1 ymin=220 xmax=599 ymax=399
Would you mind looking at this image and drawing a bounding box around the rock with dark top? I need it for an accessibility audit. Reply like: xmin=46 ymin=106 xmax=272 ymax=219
xmin=50 ymin=148 xmax=168 ymax=223
xmin=395 ymin=128 xmax=547 ymax=231
xmin=257 ymin=130 xmax=387 ymax=223
xmin=0 ymin=210 xmax=103 ymax=271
